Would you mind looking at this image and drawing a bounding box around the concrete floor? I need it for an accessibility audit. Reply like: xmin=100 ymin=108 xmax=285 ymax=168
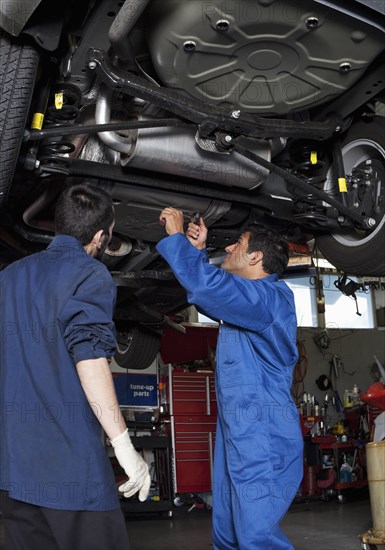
xmin=121 ymin=494 xmax=375 ymax=550
xmin=0 ymin=491 xmax=382 ymax=550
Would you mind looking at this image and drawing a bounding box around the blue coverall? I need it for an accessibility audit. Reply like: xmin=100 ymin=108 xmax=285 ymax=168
xmin=157 ymin=233 xmax=303 ymax=550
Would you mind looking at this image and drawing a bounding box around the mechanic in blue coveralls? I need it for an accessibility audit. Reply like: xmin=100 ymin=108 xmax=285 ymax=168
xmin=157 ymin=207 xmax=303 ymax=550
xmin=0 ymin=184 xmax=150 ymax=550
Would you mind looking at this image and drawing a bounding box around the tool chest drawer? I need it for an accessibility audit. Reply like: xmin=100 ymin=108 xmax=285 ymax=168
xmin=172 ymin=416 xmax=216 ymax=494
xmin=170 ymin=371 xmax=217 ymax=416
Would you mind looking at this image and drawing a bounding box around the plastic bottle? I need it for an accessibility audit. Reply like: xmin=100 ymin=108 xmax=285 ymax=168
xmin=306 ymin=393 xmax=312 ymax=416
xmin=352 ymin=384 xmax=359 ymax=404
xmin=339 ymin=455 xmax=352 ymax=483
xmin=343 ymin=389 xmax=355 ymax=408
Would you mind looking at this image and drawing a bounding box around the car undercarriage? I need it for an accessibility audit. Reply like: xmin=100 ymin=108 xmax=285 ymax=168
xmin=1 ymin=0 xmax=385 ymax=368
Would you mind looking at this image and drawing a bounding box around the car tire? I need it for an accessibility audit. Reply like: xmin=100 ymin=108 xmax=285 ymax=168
xmin=316 ymin=117 xmax=385 ymax=276
xmin=0 ymin=31 xmax=39 ymax=206
xmin=114 ymin=325 xmax=161 ymax=370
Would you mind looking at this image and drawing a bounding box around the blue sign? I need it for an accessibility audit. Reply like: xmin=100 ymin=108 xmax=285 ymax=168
xmin=112 ymin=372 xmax=158 ymax=407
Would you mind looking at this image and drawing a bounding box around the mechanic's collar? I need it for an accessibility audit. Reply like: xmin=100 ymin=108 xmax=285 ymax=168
xmin=48 ymin=235 xmax=87 ymax=253
xmin=260 ymin=273 xmax=279 ymax=282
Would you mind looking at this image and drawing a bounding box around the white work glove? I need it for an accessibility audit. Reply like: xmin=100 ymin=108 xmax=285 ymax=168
xmin=111 ymin=429 xmax=151 ymax=501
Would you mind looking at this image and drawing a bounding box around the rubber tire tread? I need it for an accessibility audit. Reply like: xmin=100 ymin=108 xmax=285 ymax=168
xmin=0 ymin=31 xmax=39 ymax=205
xmin=316 ymin=117 xmax=385 ymax=277
xmin=114 ymin=326 xmax=161 ymax=370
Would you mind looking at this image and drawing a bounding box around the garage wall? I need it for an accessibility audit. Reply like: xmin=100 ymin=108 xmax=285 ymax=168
xmin=295 ymin=327 xmax=385 ymax=406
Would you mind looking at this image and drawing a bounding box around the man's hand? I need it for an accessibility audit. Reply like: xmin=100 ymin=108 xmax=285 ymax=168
xmin=186 ymin=214 xmax=208 ymax=250
xmin=111 ymin=429 xmax=151 ymax=502
xmin=159 ymin=207 xmax=185 ymax=235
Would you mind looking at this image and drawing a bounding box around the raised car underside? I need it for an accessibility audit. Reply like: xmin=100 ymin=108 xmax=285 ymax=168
xmin=0 ymin=0 xmax=385 ymax=367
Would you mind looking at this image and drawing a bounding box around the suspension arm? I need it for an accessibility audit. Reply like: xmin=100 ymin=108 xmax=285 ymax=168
xmin=87 ymin=48 xmax=341 ymax=140
xmin=25 ymin=118 xmax=192 ymax=141
xmin=233 ymin=142 xmax=369 ymax=228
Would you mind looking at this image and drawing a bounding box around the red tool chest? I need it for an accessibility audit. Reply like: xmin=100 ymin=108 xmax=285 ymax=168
xmin=160 ymin=366 xmax=217 ymax=495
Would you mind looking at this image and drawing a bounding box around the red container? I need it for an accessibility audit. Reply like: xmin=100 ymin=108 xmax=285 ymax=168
xmin=361 ymin=382 xmax=385 ymax=411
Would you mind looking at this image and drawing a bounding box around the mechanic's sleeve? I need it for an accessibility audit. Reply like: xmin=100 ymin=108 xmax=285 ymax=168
xmin=156 ymin=233 xmax=273 ymax=331
xmin=58 ymin=266 xmax=117 ymax=363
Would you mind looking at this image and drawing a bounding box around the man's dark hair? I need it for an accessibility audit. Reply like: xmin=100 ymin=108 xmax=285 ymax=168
xmin=246 ymin=224 xmax=289 ymax=276
xmin=55 ymin=184 xmax=114 ymax=244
